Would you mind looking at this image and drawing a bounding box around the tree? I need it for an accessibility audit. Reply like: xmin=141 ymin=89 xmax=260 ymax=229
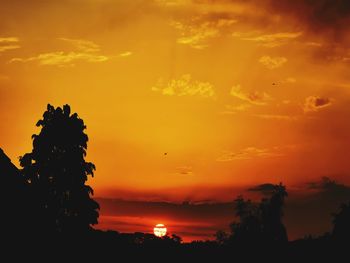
xmin=260 ymin=183 xmax=288 ymax=242
xmin=20 ymin=104 xmax=99 ymax=235
xmin=229 ymin=183 xmax=288 ymax=245
xmin=229 ymin=196 xmax=262 ymax=244
xmin=332 ymin=202 xmax=350 ymax=242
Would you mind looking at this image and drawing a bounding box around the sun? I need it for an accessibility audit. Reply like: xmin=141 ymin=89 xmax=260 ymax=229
xmin=153 ymin=223 xmax=167 ymax=237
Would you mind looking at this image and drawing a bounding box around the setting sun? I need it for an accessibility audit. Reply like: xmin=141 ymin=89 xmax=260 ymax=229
xmin=154 ymin=224 xmax=167 ymax=237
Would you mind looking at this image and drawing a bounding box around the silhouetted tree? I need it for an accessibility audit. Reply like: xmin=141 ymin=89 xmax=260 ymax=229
xmin=230 ymin=196 xmax=262 ymax=244
xmin=20 ymin=104 xmax=99 ymax=235
xmin=229 ymin=183 xmax=288 ymax=245
xmin=332 ymin=201 xmax=350 ymax=242
xmin=260 ymin=183 xmax=288 ymax=242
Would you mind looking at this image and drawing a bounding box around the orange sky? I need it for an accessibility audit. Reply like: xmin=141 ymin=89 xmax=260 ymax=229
xmin=1 ymin=0 xmax=350 ymax=240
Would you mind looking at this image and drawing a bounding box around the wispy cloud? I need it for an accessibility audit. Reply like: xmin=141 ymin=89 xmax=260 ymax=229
xmin=154 ymin=0 xmax=189 ymax=6
xmin=0 ymin=37 xmax=20 ymax=52
xmin=221 ymin=104 xmax=251 ymax=114
xmin=59 ymin=38 xmax=100 ymax=52
xmin=259 ymin=55 xmax=287 ymax=69
xmin=253 ymin=114 xmax=298 ymax=121
xmin=217 ymin=146 xmax=284 ymax=162
xmin=171 ymin=17 xmax=237 ymax=49
xmin=119 ymin=51 xmax=133 ymax=57
xmin=10 ymin=38 xmax=109 ymax=66
xmin=303 ymin=96 xmax=332 ymax=112
xmin=10 ymin=52 xmax=108 ymax=66
xmin=230 ymin=85 xmax=271 ymax=105
xmin=152 ymin=74 xmax=215 ymax=98
xmin=233 ymin=31 xmax=302 ymax=47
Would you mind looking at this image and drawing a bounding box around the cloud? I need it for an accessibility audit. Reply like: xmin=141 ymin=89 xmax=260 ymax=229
xmin=10 ymin=51 xmax=108 ymax=66
xmin=221 ymin=104 xmax=251 ymax=114
xmin=154 ymin=0 xmax=189 ymax=6
xmin=59 ymin=38 xmax=100 ymax=52
xmin=175 ymin=166 xmax=193 ymax=175
xmin=152 ymin=74 xmax=215 ymax=98
xmin=217 ymin=146 xmax=283 ymax=162
xmin=160 ymin=0 xmax=350 ymax=55
xmin=303 ymin=96 xmax=332 ymax=112
xmin=248 ymin=183 xmax=280 ymax=195
xmin=253 ymin=114 xmax=297 ymax=121
xmin=233 ymin=31 xmax=302 ymax=47
xmin=264 ymin=0 xmax=350 ymax=39
xmin=307 ymin=177 xmax=349 ymax=193
xmin=10 ymin=37 xmax=109 ymax=66
xmin=170 ymin=16 xmax=237 ymax=49
xmin=259 ymin=55 xmax=287 ymax=69
xmin=0 ymin=37 xmax=20 ymax=52
xmin=230 ymin=85 xmax=271 ymax=105
xmin=119 ymin=51 xmax=133 ymax=57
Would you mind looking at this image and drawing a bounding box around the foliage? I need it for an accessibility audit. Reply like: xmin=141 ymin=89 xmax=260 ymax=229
xmin=19 ymin=104 xmax=99 ymax=234
xmin=332 ymin=202 xmax=350 ymax=241
xmin=228 ymin=183 xmax=288 ymax=244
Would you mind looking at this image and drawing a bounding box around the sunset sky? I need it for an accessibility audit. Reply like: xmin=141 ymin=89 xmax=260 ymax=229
xmin=1 ymin=0 xmax=350 ymax=241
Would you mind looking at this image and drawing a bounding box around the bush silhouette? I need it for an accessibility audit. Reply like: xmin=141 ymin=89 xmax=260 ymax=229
xmin=20 ymin=104 xmax=99 ymax=235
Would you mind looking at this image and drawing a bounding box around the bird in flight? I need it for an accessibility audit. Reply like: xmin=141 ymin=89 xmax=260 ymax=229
xmin=164 ymin=152 xmax=168 ymax=156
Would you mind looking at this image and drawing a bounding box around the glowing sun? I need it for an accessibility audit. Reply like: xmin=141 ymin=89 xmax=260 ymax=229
xmin=153 ymin=223 xmax=167 ymax=237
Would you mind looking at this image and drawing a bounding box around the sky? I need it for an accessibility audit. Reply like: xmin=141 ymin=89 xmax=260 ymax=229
xmin=1 ymin=0 xmax=350 ymax=241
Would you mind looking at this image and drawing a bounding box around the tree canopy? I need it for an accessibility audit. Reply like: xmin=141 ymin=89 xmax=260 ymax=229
xmin=20 ymin=104 xmax=99 ymax=235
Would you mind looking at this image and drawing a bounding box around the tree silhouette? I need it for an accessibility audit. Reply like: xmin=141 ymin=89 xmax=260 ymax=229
xmin=228 ymin=183 xmax=288 ymax=245
xmin=260 ymin=183 xmax=288 ymax=242
xmin=20 ymin=104 xmax=99 ymax=235
xmin=229 ymin=196 xmax=262 ymax=244
xmin=332 ymin=201 xmax=350 ymax=242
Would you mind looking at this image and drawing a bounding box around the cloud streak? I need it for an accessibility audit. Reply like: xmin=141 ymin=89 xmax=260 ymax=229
xmin=10 ymin=38 xmax=109 ymax=66
xmin=221 ymin=104 xmax=251 ymax=114
xmin=119 ymin=51 xmax=133 ymax=57
xmin=10 ymin=51 xmax=108 ymax=66
xmin=233 ymin=31 xmax=302 ymax=47
xmin=0 ymin=37 xmax=20 ymax=52
xmin=217 ymin=146 xmax=284 ymax=162
xmin=253 ymin=114 xmax=298 ymax=121
xmin=59 ymin=38 xmax=101 ymax=52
